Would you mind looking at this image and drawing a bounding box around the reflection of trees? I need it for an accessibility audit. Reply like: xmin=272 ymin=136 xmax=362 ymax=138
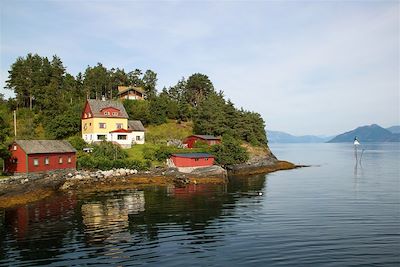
xmin=0 ymin=193 xmax=77 ymax=263
xmin=228 ymin=174 xmax=267 ymax=193
xmin=127 ymin=175 xmax=267 ymax=243
xmin=0 ymin=174 xmax=268 ymax=264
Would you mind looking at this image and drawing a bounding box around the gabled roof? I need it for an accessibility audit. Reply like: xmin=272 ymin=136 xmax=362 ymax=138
xmin=15 ymin=140 xmax=76 ymax=155
xmin=128 ymin=120 xmax=145 ymax=131
xmin=86 ymin=99 xmax=129 ymax=118
xmin=117 ymin=86 xmax=144 ymax=96
xmin=188 ymin=135 xmax=221 ymax=140
xmin=172 ymin=153 xmax=214 ymax=158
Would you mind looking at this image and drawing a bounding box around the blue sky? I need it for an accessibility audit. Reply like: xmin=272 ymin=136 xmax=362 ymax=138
xmin=1 ymin=0 xmax=398 ymax=135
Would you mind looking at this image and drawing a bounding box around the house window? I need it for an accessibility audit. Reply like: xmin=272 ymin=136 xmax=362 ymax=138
xmin=104 ymin=111 xmax=110 ymax=116
xmin=68 ymin=157 xmax=72 ymax=163
xmin=97 ymin=135 xmax=106 ymax=140
xmin=83 ymin=123 xmax=87 ymax=130
xmin=12 ymin=158 xmax=18 ymax=164
xmin=44 ymin=157 xmax=49 ymax=165
xmin=88 ymin=113 xmax=92 ymax=118
xmin=117 ymin=135 xmax=127 ymax=140
xmin=99 ymin=123 xmax=106 ymax=129
xmin=59 ymin=157 xmax=63 ymax=164
xmin=13 ymin=145 xmax=17 ymax=151
xmin=89 ymin=123 xmax=92 ymax=126
xmin=195 ymin=158 xmax=199 ymax=161
xmin=33 ymin=158 xmax=39 ymax=166
xmin=112 ymin=112 xmax=118 ymax=116
xmin=136 ymin=136 xmax=141 ymax=141
xmin=116 ymin=123 xmax=123 ymax=129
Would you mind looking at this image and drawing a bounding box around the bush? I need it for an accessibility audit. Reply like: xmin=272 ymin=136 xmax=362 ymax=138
xmin=67 ymin=136 xmax=88 ymax=151
xmin=211 ymin=134 xmax=248 ymax=166
xmin=77 ymin=154 xmax=151 ymax=171
xmin=92 ymin=141 xmax=127 ymax=160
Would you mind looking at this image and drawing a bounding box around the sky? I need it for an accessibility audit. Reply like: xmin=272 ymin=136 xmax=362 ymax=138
xmin=0 ymin=0 xmax=398 ymax=136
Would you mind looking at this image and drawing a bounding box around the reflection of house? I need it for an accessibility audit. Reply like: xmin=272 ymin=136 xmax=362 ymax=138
xmin=81 ymin=99 xmax=145 ymax=148
xmin=183 ymin=135 xmax=221 ymax=148
xmin=170 ymin=153 xmax=215 ymax=168
xmin=117 ymin=86 xmax=145 ymax=100
xmin=4 ymin=140 xmax=76 ymax=175
xmin=81 ymin=191 xmax=145 ymax=242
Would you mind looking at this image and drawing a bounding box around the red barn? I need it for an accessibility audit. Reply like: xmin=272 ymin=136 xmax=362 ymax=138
xmin=4 ymin=140 xmax=77 ymax=175
xmin=170 ymin=153 xmax=215 ymax=167
xmin=183 ymin=135 xmax=221 ymax=149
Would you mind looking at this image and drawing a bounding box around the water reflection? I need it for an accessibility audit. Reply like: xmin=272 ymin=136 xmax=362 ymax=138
xmin=0 ymin=175 xmax=267 ymax=265
xmin=81 ymin=190 xmax=145 ymax=244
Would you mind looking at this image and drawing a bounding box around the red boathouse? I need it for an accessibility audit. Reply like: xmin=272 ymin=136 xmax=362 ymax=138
xmin=183 ymin=135 xmax=221 ymax=149
xmin=170 ymin=153 xmax=215 ymax=167
xmin=4 ymin=140 xmax=77 ymax=175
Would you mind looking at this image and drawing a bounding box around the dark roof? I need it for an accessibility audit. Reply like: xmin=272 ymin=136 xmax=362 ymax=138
xmin=190 ymin=135 xmax=221 ymax=140
xmin=87 ymin=99 xmax=129 ymax=118
xmin=117 ymin=86 xmax=144 ymax=96
xmin=172 ymin=153 xmax=214 ymax=158
xmin=15 ymin=140 xmax=76 ymax=155
xmin=128 ymin=120 xmax=145 ymax=131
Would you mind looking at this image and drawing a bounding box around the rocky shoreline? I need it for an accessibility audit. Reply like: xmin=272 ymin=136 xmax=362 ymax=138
xmin=0 ymin=158 xmax=299 ymax=209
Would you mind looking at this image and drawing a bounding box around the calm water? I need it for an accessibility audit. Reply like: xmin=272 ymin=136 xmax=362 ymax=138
xmin=0 ymin=143 xmax=399 ymax=266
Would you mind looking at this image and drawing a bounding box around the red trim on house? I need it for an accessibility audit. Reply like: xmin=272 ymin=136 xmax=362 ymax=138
xmin=81 ymin=100 xmax=93 ymax=120
xmin=109 ymin=128 xmax=132 ymax=133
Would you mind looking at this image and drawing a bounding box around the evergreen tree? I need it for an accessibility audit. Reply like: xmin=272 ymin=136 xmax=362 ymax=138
xmin=185 ymin=73 xmax=214 ymax=107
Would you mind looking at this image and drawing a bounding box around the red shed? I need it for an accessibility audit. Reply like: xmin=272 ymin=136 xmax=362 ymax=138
xmin=4 ymin=140 xmax=77 ymax=175
xmin=170 ymin=153 xmax=215 ymax=167
xmin=183 ymin=135 xmax=221 ymax=149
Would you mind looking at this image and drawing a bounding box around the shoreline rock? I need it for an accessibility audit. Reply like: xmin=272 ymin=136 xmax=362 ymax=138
xmin=0 ymin=158 xmax=298 ymax=209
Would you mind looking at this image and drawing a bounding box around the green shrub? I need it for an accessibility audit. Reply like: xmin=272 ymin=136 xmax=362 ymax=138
xmin=67 ymin=136 xmax=88 ymax=151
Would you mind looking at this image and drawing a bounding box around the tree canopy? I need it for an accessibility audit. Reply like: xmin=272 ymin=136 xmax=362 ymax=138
xmin=2 ymin=53 xmax=269 ymax=160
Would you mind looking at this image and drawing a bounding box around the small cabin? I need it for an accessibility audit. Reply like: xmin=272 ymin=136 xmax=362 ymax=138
xmin=170 ymin=153 xmax=215 ymax=168
xmin=183 ymin=135 xmax=221 ymax=149
xmin=4 ymin=140 xmax=77 ymax=175
xmin=117 ymin=86 xmax=145 ymax=100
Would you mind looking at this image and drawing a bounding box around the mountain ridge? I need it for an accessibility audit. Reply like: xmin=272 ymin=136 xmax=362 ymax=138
xmin=328 ymin=124 xmax=400 ymax=143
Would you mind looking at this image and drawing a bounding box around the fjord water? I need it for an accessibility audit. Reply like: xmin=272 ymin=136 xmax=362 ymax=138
xmin=0 ymin=143 xmax=399 ymax=266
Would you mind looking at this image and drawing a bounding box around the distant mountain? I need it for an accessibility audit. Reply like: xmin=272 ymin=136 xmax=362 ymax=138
xmin=267 ymin=130 xmax=332 ymax=143
xmin=328 ymin=124 xmax=400 ymax=143
xmin=387 ymin=125 xmax=400 ymax=134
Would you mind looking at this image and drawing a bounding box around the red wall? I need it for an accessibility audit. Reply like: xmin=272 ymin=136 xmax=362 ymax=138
xmin=171 ymin=155 xmax=214 ymax=167
xmin=183 ymin=136 xmax=221 ymax=148
xmin=27 ymin=153 xmax=76 ymax=173
xmin=4 ymin=143 xmax=27 ymax=173
xmin=4 ymin=143 xmax=76 ymax=174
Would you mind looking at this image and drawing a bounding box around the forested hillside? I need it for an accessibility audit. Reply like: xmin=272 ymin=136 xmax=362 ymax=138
xmin=0 ymin=53 xmax=269 ymax=159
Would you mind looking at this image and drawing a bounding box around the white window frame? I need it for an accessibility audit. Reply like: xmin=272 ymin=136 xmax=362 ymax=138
xmin=33 ymin=158 xmax=39 ymax=166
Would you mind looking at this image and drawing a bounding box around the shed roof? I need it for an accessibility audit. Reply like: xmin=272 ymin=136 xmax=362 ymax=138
xmin=128 ymin=120 xmax=145 ymax=131
xmin=15 ymin=140 xmax=76 ymax=155
xmin=86 ymin=99 xmax=129 ymax=118
xmin=189 ymin=135 xmax=221 ymax=140
xmin=172 ymin=153 xmax=214 ymax=159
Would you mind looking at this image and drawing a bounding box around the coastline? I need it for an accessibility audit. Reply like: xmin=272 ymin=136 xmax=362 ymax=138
xmin=0 ymin=158 xmax=300 ymax=209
